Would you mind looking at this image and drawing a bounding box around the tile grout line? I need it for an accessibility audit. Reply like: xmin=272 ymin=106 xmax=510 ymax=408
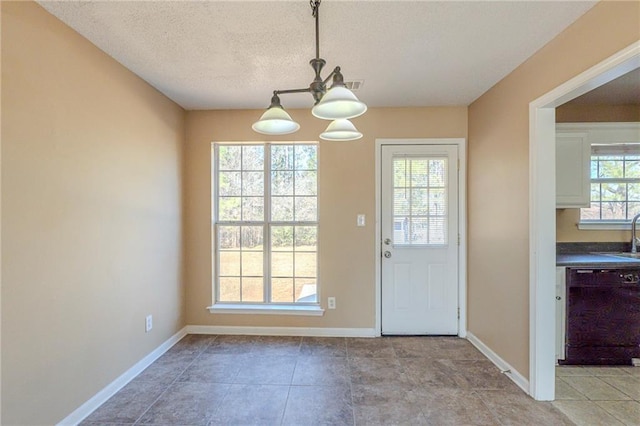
xmin=133 ymin=335 xmax=219 ymax=426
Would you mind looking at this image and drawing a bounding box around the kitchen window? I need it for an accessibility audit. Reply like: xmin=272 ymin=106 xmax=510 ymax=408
xmin=209 ymin=143 xmax=321 ymax=315
xmin=580 ymin=144 xmax=640 ymax=226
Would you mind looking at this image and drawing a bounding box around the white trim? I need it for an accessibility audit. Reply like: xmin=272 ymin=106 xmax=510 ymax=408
xmin=529 ymin=41 xmax=640 ymax=401
xmin=207 ymin=303 xmax=324 ymax=316
xmin=57 ymin=327 xmax=188 ymax=426
xmin=185 ymin=324 xmax=377 ymax=337
xmin=577 ymin=222 xmax=632 ymax=231
xmin=374 ymin=138 xmax=467 ymax=338
xmin=467 ymin=332 xmax=529 ymax=394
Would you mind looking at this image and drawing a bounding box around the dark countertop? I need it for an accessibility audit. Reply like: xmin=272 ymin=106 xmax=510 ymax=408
xmin=557 ymin=253 xmax=640 ymax=268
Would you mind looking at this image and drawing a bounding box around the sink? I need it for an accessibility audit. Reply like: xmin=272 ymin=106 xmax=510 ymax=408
xmin=601 ymin=252 xmax=640 ymax=259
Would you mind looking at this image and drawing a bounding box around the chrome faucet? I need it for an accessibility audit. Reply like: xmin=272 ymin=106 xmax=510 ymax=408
xmin=632 ymin=213 xmax=640 ymax=253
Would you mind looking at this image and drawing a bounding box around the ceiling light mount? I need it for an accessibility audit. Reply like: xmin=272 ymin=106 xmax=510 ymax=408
xmin=253 ymin=0 xmax=366 ymax=140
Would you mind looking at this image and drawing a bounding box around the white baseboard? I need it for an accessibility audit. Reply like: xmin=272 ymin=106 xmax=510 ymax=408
xmin=57 ymin=327 xmax=188 ymax=426
xmin=186 ymin=324 xmax=377 ymax=337
xmin=466 ymin=331 xmax=530 ymax=394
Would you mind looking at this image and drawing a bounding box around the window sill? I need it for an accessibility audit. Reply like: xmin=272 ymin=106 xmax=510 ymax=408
xmin=578 ymin=222 xmax=631 ymax=231
xmin=207 ymin=303 xmax=325 ymax=316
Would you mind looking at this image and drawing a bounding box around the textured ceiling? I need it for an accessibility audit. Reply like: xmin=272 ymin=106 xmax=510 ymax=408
xmin=38 ymin=1 xmax=597 ymax=110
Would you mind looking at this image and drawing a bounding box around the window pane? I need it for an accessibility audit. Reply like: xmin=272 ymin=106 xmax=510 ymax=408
xmin=219 ymin=277 xmax=240 ymax=301
xmin=628 ymin=183 xmax=640 ymax=201
xmin=590 ymin=160 xmax=598 ymax=179
xmin=295 ymin=171 xmax=317 ymax=196
xmin=219 ymin=146 xmax=241 ymax=170
xmin=295 ymin=279 xmax=317 ymax=303
xmin=394 ymin=158 xmax=407 ymax=187
xmin=429 ymin=188 xmax=446 ymax=215
xmin=242 ymin=252 xmax=263 ymax=277
xmin=242 ymin=172 xmax=263 ymax=196
xmin=219 ymin=172 xmax=241 ymax=196
xmin=295 ymin=145 xmax=317 ymax=170
xmin=272 ymin=197 xmax=294 ymax=221
xmin=599 ymin=160 xmax=624 ymax=178
xmin=628 ymin=202 xmax=640 ymax=218
xmin=394 ymin=189 xmax=410 ymax=216
xmin=272 ymin=171 xmax=294 ymax=195
xmin=429 ymin=159 xmax=446 ymax=187
xmin=590 ymin=183 xmax=601 ymax=202
xmin=272 ymin=278 xmax=294 ymax=302
xmin=219 ymin=251 xmax=240 ymax=276
xmin=242 ymin=278 xmax=263 ymax=302
xmin=411 ymin=217 xmax=429 ymax=244
xmin=411 ymin=188 xmax=429 ymax=215
xmin=272 ymin=252 xmax=294 ymax=277
xmin=242 ymin=146 xmax=264 ymax=170
xmin=429 ymin=217 xmax=446 ymax=244
xmin=271 ymin=226 xmax=293 ymax=251
xmin=601 ymin=183 xmax=626 ymax=201
xmin=410 ymin=159 xmax=429 ymax=186
xmin=295 ymin=252 xmax=317 ymax=277
xmin=394 ymin=217 xmax=410 ymax=245
xmin=627 ymin=161 xmax=640 ymax=178
xmin=601 ymin=202 xmax=626 ymax=220
xmin=295 ymin=197 xmax=317 ymax=221
xmin=241 ymin=226 xmax=263 ymax=250
xmin=218 ymin=226 xmax=240 ymax=249
xmin=272 ymin=145 xmax=294 ymax=170
xmin=295 ymin=226 xmax=317 ymax=251
xmin=242 ymin=197 xmax=264 ymax=221
xmin=219 ymin=197 xmax=241 ymax=221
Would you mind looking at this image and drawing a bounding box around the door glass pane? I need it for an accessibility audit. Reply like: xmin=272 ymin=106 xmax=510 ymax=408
xmin=392 ymin=156 xmax=448 ymax=246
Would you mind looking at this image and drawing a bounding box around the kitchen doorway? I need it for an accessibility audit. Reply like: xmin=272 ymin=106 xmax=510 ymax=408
xmin=529 ymin=41 xmax=640 ymax=400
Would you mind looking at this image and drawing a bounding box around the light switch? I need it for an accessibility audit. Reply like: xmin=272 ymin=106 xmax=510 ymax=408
xmin=357 ymin=214 xmax=365 ymax=227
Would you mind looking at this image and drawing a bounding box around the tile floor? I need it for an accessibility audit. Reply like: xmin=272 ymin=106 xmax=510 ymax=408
xmin=82 ymin=334 xmax=575 ymax=426
xmin=554 ymin=366 xmax=640 ymax=426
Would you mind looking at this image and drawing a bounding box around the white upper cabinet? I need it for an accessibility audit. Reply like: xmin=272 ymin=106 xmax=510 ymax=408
xmin=556 ymin=123 xmax=640 ymax=208
xmin=556 ymin=131 xmax=590 ymax=208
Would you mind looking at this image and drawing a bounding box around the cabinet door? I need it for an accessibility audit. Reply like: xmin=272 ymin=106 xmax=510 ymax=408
xmin=556 ymin=132 xmax=590 ymax=208
xmin=556 ymin=267 xmax=566 ymax=361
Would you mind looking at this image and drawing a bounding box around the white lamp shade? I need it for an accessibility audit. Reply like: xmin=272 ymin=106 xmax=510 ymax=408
xmin=320 ymin=119 xmax=363 ymax=141
xmin=252 ymin=107 xmax=300 ymax=135
xmin=311 ymin=86 xmax=367 ymax=120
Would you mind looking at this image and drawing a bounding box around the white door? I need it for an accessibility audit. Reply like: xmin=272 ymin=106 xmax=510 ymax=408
xmin=381 ymin=145 xmax=459 ymax=335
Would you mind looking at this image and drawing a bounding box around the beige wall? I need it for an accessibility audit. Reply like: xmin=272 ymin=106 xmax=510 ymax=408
xmin=557 ymin=209 xmax=629 ymax=242
xmin=1 ymin=2 xmax=185 ymax=424
xmin=556 ymin=104 xmax=640 ymax=123
xmin=468 ymin=1 xmax=640 ymax=378
xmin=184 ymin=107 xmax=467 ymax=328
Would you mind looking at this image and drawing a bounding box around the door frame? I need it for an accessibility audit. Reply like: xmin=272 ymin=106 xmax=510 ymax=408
xmin=529 ymin=41 xmax=640 ymax=400
xmin=375 ymin=138 xmax=467 ymax=337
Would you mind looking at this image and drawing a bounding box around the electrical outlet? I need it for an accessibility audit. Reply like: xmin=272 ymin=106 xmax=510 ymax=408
xmin=328 ymin=297 xmax=336 ymax=309
xmin=145 ymin=315 xmax=153 ymax=332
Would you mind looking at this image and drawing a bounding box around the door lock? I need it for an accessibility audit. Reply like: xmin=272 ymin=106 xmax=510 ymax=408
xmin=384 ymin=251 xmax=392 ymax=258
xmin=384 ymin=238 xmax=391 ymax=245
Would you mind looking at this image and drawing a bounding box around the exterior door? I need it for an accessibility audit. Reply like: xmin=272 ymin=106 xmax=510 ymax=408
xmin=381 ymin=144 xmax=459 ymax=335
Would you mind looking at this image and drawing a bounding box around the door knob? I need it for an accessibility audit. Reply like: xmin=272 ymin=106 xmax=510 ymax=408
xmin=384 ymin=238 xmax=391 ymax=245
xmin=384 ymin=251 xmax=392 ymax=258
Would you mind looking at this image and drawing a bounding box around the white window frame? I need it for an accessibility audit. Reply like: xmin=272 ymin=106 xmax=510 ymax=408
xmin=575 ymin=123 xmax=640 ymax=230
xmin=208 ymin=142 xmax=323 ymax=316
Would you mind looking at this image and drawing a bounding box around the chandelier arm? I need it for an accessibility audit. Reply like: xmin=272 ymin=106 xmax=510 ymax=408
xmin=322 ymin=66 xmax=341 ymax=85
xmin=274 ymin=88 xmax=313 ymax=96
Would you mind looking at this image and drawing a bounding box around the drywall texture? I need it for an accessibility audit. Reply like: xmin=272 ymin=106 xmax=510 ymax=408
xmin=468 ymin=0 xmax=640 ymax=379
xmin=556 ymin=104 xmax=640 ymax=122
xmin=1 ymin=2 xmax=185 ymax=424
xmin=184 ymin=107 xmax=467 ymax=328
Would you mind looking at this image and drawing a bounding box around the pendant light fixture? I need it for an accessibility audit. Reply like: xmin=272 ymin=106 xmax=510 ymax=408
xmin=252 ymin=0 xmax=366 ymax=141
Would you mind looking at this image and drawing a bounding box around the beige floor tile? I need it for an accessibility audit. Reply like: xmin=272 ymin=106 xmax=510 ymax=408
xmin=552 ymin=400 xmax=625 ymax=426
xmin=596 ymin=401 xmax=640 ymax=426
xmin=556 ymin=366 xmax=591 ymax=377
xmin=556 ymin=378 xmax=587 ymax=400
xmin=561 ymin=376 xmax=632 ymax=401
xmin=584 ymin=367 xmax=637 ymax=377
xmin=601 ymin=376 xmax=640 ymax=400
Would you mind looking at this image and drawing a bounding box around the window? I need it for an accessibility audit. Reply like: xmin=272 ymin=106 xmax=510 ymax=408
xmin=212 ymin=143 xmax=318 ymax=308
xmin=580 ymin=144 xmax=640 ymax=223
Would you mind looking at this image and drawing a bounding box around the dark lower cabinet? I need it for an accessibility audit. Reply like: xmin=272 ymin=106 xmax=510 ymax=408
xmin=560 ymin=268 xmax=640 ymax=365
